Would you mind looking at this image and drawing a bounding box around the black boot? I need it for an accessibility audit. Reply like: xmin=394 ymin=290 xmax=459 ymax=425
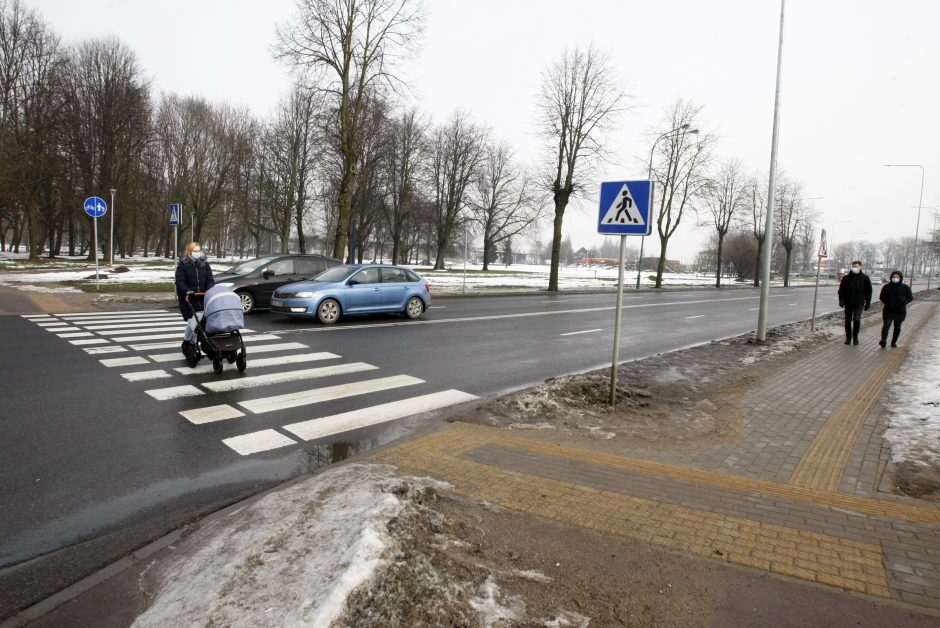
xmin=852 ymin=319 xmax=860 ymax=345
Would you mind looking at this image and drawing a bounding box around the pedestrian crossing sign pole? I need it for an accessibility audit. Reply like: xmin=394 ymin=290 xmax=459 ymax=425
xmin=597 ymin=180 xmax=652 ymax=405
xmin=169 ymin=203 xmax=182 ymax=258
xmin=811 ymin=228 xmax=828 ymax=331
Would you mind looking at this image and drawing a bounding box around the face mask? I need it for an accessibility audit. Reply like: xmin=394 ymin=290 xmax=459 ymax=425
xmin=192 ymin=251 xmax=203 ymax=260
xmin=851 ymin=267 xmax=860 ymax=274
xmin=891 ymin=277 xmax=900 ymax=284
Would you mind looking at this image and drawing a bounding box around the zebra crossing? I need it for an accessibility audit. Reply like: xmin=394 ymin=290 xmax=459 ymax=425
xmin=21 ymin=309 xmax=477 ymax=456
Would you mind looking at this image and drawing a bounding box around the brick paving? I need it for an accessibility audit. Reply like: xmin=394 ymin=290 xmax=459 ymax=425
xmin=369 ymin=295 xmax=940 ymax=611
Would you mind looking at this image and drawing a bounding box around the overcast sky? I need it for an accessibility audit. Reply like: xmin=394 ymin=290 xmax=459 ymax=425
xmin=27 ymin=0 xmax=940 ymax=262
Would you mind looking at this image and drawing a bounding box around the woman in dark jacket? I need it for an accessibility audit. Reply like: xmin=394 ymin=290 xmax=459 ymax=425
xmin=878 ymin=270 xmax=914 ymax=348
xmin=175 ymin=242 xmax=215 ymax=320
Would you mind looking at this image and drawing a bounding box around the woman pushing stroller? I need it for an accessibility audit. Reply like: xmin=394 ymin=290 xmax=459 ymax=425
xmin=175 ymin=242 xmax=215 ymax=320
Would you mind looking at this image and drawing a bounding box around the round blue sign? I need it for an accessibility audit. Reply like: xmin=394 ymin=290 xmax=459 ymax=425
xmin=84 ymin=196 xmax=108 ymax=218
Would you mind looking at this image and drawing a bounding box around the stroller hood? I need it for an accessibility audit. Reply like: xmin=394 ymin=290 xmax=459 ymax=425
xmin=203 ymin=285 xmax=244 ymax=334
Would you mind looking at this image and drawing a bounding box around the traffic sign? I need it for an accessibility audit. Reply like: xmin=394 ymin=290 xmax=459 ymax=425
xmin=84 ymin=196 xmax=107 ymax=218
xmin=169 ymin=203 xmax=182 ymax=226
xmin=817 ymin=228 xmax=828 ymax=259
xmin=597 ymin=180 xmax=652 ymax=235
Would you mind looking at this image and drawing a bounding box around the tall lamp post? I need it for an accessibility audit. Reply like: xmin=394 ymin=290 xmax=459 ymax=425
xmin=109 ymin=188 xmax=116 ymax=265
xmin=635 ymin=124 xmax=698 ymax=288
xmin=884 ymin=164 xmax=925 ymax=289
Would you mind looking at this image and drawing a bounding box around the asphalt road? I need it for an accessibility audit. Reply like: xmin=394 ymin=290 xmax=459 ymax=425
xmin=0 ymin=285 xmax=840 ymax=617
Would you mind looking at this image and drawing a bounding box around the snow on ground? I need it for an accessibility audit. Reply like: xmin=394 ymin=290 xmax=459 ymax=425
xmin=133 ymin=464 xmax=448 ymax=627
xmin=883 ymin=317 xmax=940 ymax=466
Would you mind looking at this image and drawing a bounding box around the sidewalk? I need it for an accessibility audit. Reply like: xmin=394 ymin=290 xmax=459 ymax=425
xmin=7 ymin=296 xmax=940 ymax=626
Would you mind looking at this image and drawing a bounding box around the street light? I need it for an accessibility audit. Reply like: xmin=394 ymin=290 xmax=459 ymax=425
xmin=635 ymin=124 xmax=699 ymax=289
xmin=884 ymin=164 xmax=925 ymax=289
xmin=109 ymin=188 xmax=116 ymax=266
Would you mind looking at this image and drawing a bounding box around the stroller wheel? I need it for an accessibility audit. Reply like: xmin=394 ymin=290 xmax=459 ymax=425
xmin=212 ymin=359 xmax=224 ymax=375
xmin=180 ymin=340 xmax=189 ymax=357
xmin=236 ymin=353 xmax=247 ymax=373
xmin=227 ymin=353 xmax=237 ymax=364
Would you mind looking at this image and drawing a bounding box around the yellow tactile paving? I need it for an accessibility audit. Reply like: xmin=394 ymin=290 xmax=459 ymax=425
xmin=372 ymin=428 xmax=891 ymax=597
xmin=27 ymin=293 xmax=76 ymax=313
xmin=789 ymin=313 xmax=931 ymax=491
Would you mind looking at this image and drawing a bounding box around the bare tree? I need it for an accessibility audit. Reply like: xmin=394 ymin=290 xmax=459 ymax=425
xmin=651 ymin=100 xmax=714 ymax=287
xmin=382 ymin=108 xmax=426 ymax=264
xmin=774 ymin=176 xmax=816 ymax=286
xmin=536 ymin=45 xmax=625 ymax=291
xmin=741 ymin=171 xmax=769 ymax=286
xmin=470 ymin=140 xmax=542 ymax=271
xmin=275 ymin=0 xmax=424 ymax=261
xmin=426 ymin=111 xmax=485 ymax=270
xmin=701 ymin=158 xmax=745 ymax=287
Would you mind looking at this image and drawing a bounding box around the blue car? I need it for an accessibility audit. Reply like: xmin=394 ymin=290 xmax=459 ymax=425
xmin=270 ymin=264 xmax=431 ymax=324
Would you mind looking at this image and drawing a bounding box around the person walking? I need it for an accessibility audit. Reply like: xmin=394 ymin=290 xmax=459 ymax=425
xmin=837 ymin=260 xmax=872 ymax=345
xmin=878 ymin=270 xmax=914 ymax=348
xmin=175 ymin=242 xmax=215 ymax=321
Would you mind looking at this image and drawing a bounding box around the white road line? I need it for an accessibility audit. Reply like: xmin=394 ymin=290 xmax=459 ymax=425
xmin=428 ymin=306 xmax=446 ymax=309
xmin=100 ymin=356 xmax=150 ymax=367
xmin=748 ymin=307 xmax=759 ymax=311
xmin=130 ymin=341 xmax=181 ymax=351
xmin=560 ymin=329 xmax=602 ymax=336
xmin=788 ymin=303 xmax=797 ymax=306
xmin=238 ymin=342 xmax=308 ymax=354
xmin=102 ymin=326 xmax=185 ymax=337
xmin=82 ymin=319 xmax=183 ymax=330
xmin=36 ymin=322 xmax=72 ymax=327
xmin=685 ymin=315 xmax=706 ymax=319
xmin=149 ymin=352 xmax=186 ymax=363
xmin=69 ymin=338 xmax=110 ymax=345
xmin=283 ymin=390 xmax=479 ymax=441
xmin=84 ymin=346 xmax=127 ymax=354
xmin=57 ymin=332 xmax=94 ymax=338
xmin=22 ymin=314 xmax=52 ymax=318
xmin=239 ymin=375 xmax=423 ymax=414
xmin=243 ymin=334 xmax=281 ymax=343
xmin=202 ymin=362 xmax=377 ymax=393
xmin=122 ymin=370 xmax=172 ymax=382
xmin=542 ymin=300 xmax=570 ymax=303
xmin=107 ymin=332 xmax=183 ymax=342
xmin=58 ymin=309 xmax=171 ymax=317
xmin=180 ymin=404 xmax=245 ymax=425
xmin=145 ymin=385 xmax=204 ymax=400
xmin=173 ymin=352 xmax=338 ymax=375
xmin=223 ymin=430 xmax=297 ymax=456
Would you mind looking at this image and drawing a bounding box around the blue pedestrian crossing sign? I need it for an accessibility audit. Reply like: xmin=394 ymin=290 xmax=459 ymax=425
xmin=597 ymin=180 xmax=652 ymax=235
xmin=169 ymin=203 xmax=182 ymax=226
xmin=83 ymin=196 xmax=108 ymax=218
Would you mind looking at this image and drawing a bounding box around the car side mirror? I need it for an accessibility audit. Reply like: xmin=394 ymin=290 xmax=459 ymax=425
xmin=262 ymin=269 xmax=273 ymax=279
xmin=347 ymin=279 xmax=359 ymax=286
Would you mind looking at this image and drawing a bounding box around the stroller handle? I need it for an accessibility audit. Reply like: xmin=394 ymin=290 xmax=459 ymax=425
xmin=184 ymin=291 xmax=206 ymax=302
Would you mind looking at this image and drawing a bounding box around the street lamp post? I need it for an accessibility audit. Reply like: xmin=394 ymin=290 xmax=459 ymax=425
xmin=884 ymin=164 xmax=925 ymax=289
xmin=635 ymin=125 xmax=698 ymax=289
xmin=109 ymin=188 xmax=116 ymax=265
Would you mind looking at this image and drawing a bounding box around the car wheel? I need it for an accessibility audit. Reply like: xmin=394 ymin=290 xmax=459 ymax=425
xmin=317 ymin=299 xmax=341 ymax=324
xmin=237 ymin=290 xmax=255 ymax=314
xmin=404 ymin=296 xmax=424 ymax=319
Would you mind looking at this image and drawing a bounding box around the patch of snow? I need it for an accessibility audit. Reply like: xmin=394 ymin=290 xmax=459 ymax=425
xmin=0 ymin=282 xmax=81 ymax=293
xmin=578 ymin=424 xmax=616 ymax=439
xmin=509 ymin=422 xmax=557 ymax=430
xmin=468 ymin=576 xmax=526 ymax=627
xmin=132 ymin=464 xmax=435 ymax=628
xmin=884 ymin=321 xmax=940 ymax=466
xmin=541 ymin=610 xmax=591 ymax=627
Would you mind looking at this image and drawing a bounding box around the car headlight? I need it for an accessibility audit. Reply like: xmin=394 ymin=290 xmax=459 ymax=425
xmin=293 ymin=291 xmax=315 ymax=298
xmin=217 ymin=282 xmax=234 ymax=287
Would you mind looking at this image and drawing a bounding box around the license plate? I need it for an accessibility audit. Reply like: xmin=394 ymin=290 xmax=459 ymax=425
xmin=271 ymin=298 xmax=283 ymax=307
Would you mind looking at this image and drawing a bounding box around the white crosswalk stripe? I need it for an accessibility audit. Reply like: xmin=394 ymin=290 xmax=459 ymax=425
xmin=26 ymin=312 xmax=475 ymax=457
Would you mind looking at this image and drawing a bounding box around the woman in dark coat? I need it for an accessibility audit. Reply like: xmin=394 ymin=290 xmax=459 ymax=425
xmin=175 ymin=242 xmax=215 ymax=320
xmin=878 ymin=270 xmax=914 ymax=348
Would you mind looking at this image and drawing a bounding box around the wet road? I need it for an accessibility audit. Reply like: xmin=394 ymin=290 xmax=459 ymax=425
xmin=0 ymin=285 xmax=839 ymax=616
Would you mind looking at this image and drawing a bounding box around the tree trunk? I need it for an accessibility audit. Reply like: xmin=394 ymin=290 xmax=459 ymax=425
xmin=655 ymin=248 xmax=668 ymax=289
xmin=753 ymin=236 xmax=764 ymax=287
xmin=783 ymin=247 xmax=792 ymax=287
xmin=482 ymin=238 xmax=491 ymax=271
xmin=715 ymin=232 xmax=725 ymax=288
xmin=548 ymin=193 xmax=570 ymax=291
xmin=333 ymin=160 xmax=355 ymax=261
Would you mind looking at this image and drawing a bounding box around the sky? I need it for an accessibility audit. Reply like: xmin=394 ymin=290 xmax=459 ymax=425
xmin=25 ymin=0 xmax=940 ymax=262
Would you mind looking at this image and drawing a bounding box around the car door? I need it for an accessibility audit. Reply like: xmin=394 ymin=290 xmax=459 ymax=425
xmin=344 ymin=267 xmax=382 ymax=313
xmin=294 ymin=257 xmax=326 ymax=281
xmin=257 ymin=258 xmax=295 ymax=306
xmin=379 ymin=267 xmax=409 ymax=310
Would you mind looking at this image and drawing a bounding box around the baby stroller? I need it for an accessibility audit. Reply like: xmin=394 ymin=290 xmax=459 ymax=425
xmin=181 ymin=285 xmax=248 ymax=374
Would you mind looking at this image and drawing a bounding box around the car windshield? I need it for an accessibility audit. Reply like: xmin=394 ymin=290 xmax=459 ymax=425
xmin=226 ymin=257 xmax=278 ymax=276
xmin=313 ymin=265 xmax=358 ymax=282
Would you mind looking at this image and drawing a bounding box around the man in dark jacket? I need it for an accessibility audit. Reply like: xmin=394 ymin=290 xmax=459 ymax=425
xmin=878 ymin=270 xmax=914 ymax=348
xmin=837 ymin=260 xmax=872 ymax=345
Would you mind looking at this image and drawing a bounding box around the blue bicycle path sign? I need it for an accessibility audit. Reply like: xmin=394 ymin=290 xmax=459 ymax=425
xmin=597 ymin=180 xmax=652 ymax=235
xmin=84 ymin=196 xmax=108 ymax=218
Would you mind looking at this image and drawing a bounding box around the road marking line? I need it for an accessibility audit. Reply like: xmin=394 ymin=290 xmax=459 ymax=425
xmin=238 ymin=342 xmax=308 ymax=354
xmin=84 ymin=346 xmax=127 ymax=354
xmin=145 ymin=385 xmax=204 ymax=400
xmin=21 ymin=314 xmax=53 ymax=318
xmin=748 ymin=307 xmax=759 ymax=311
xmin=149 ymin=352 xmax=185 ymax=363
xmin=284 ymin=390 xmax=478 ymax=441
xmin=100 ymin=356 xmax=150 ymax=367
xmin=36 ymin=322 xmax=72 ymax=327
xmin=243 ymin=334 xmax=281 ymax=343
xmin=560 ymin=329 xmax=602 ymax=336
xmin=130 ymin=341 xmax=181 ymax=351
xmin=57 ymin=332 xmax=93 ymax=338
xmin=122 ymin=370 xmax=172 ymax=382
xmin=180 ymin=404 xmax=245 ymax=425
xmin=788 ymin=303 xmax=797 ymax=306
xmin=69 ymin=338 xmax=110 ymax=345
xmin=202 ymin=362 xmax=377 ymax=393
xmin=542 ymin=300 xmax=570 ymax=303
xmin=58 ymin=309 xmax=170 ymax=317
xmin=82 ymin=319 xmax=183 ymax=330
xmin=173 ymin=352 xmax=338 ymax=375
xmin=428 ymin=306 xmax=446 ymax=309
xmin=103 ymin=332 xmax=182 ymax=342
xmin=102 ymin=326 xmax=187 ymax=337
xmin=685 ymin=315 xmax=706 ymax=319
xmin=239 ymin=375 xmax=424 ymax=414
xmin=223 ymin=430 xmax=297 ymax=456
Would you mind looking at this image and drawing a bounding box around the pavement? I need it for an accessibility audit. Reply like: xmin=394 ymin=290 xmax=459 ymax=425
xmin=4 ymin=290 xmax=940 ymax=626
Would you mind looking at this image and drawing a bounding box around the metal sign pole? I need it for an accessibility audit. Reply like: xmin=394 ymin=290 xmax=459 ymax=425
xmin=610 ymin=234 xmax=626 ymax=405
xmin=93 ymin=215 xmax=99 ymax=292
xmin=811 ymin=256 xmax=822 ymax=331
